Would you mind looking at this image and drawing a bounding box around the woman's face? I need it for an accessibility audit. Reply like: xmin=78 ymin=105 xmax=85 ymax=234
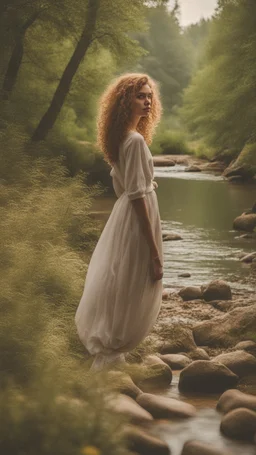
xmin=131 ymin=84 xmax=152 ymax=118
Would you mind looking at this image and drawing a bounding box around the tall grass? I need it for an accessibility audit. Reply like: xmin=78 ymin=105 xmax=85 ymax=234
xmin=0 ymin=137 xmax=129 ymax=455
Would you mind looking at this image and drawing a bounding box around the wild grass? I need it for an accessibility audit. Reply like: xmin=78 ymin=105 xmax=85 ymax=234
xmin=0 ymin=137 xmax=129 ymax=454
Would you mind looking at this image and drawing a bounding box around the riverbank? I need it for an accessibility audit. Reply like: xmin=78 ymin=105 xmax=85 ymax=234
xmin=153 ymin=153 xmax=256 ymax=184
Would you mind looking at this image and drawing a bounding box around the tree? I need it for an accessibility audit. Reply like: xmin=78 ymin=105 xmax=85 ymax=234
xmin=134 ymin=3 xmax=192 ymax=112
xmin=182 ymin=0 xmax=256 ymax=152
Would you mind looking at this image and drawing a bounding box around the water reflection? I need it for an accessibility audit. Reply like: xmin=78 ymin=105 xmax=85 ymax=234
xmin=155 ymin=166 xmax=256 ymax=292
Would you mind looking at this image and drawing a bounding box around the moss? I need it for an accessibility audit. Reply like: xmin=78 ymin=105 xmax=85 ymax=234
xmin=235 ymin=143 xmax=256 ymax=177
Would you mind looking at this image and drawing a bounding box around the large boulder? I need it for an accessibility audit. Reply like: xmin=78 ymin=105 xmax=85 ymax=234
xmin=137 ymin=393 xmax=196 ymax=419
xmin=217 ymin=389 xmax=256 ymax=414
xmin=212 ymin=350 xmax=256 ymax=377
xmin=181 ymin=440 xmax=232 ymax=455
xmin=179 ymin=287 xmax=203 ymax=301
xmin=220 ymin=407 xmax=256 ymax=441
xmin=233 ymin=214 xmax=256 ymax=232
xmin=108 ymin=394 xmax=153 ymax=424
xmin=123 ymin=425 xmax=170 ymax=455
xmin=202 ymin=280 xmax=232 ymax=302
xmin=159 ymin=354 xmax=192 ymax=370
xmin=178 ymin=360 xmax=239 ymax=393
xmin=193 ymin=304 xmax=256 ymax=348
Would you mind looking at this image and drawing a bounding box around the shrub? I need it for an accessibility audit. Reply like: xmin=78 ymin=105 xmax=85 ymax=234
xmin=151 ymin=130 xmax=192 ymax=155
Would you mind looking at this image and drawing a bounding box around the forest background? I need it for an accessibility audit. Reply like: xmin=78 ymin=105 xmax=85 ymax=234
xmin=0 ymin=1 xmax=256 ymax=454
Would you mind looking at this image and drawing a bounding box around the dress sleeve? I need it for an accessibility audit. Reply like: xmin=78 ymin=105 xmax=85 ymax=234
xmin=124 ymin=134 xmax=148 ymax=200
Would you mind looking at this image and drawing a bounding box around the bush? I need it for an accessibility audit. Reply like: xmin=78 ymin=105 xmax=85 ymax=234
xmin=0 ymin=145 xmax=130 ymax=454
xmin=151 ymin=130 xmax=192 ymax=155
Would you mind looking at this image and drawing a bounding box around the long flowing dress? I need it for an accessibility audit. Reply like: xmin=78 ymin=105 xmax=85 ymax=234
xmin=75 ymin=131 xmax=163 ymax=368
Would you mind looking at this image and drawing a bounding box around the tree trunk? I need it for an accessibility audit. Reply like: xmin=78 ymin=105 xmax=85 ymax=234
xmin=2 ymin=10 xmax=40 ymax=100
xmin=32 ymin=0 xmax=100 ymax=142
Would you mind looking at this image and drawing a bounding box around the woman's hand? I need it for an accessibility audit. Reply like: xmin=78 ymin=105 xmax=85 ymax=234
xmin=152 ymin=180 xmax=158 ymax=189
xmin=150 ymin=256 xmax=163 ymax=281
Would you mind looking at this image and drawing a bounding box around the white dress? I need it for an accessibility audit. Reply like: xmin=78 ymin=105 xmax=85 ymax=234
xmin=75 ymin=131 xmax=163 ymax=368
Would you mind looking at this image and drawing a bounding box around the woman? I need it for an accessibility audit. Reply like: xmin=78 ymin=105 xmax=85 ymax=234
xmin=75 ymin=73 xmax=163 ymax=370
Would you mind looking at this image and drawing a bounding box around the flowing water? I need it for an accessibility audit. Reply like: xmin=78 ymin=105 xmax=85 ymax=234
xmin=155 ymin=164 xmax=256 ymax=294
xmin=92 ymin=164 xmax=256 ymax=454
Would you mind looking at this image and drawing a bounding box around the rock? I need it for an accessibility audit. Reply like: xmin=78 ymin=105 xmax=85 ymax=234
xmin=108 ymin=394 xmax=153 ymax=424
xmin=241 ymin=252 xmax=256 ymax=263
xmin=133 ymin=357 xmax=173 ymax=389
xmin=227 ymin=175 xmax=245 ymax=183
xmin=202 ymin=161 xmax=226 ymax=172
xmin=123 ymin=425 xmax=170 ymax=455
xmin=159 ymin=354 xmax=192 ymax=370
xmin=107 ymin=371 xmax=142 ymax=399
xmin=188 ymin=348 xmax=210 ymax=361
xmin=212 ymin=350 xmax=256 ymax=377
xmin=217 ymin=389 xmax=256 ymax=414
xmin=202 ymin=280 xmax=232 ymax=302
xmin=181 ymin=440 xmax=232 ymax=455
xmin=153 ymin=157 xmax=175 ymax=167
xmin=223 ymin=165 xmax=248 ymax=178
xmin=162 ymin=232 xmax=182 ymax=241
xmin=239 ymin=233 xmax=255 ymax=239
xmin=137 ymin=393 xmax=196 ymax=419
xmin=185 ymin=165 xmax=202 ymax=172
xmin=210 ymin=300 xmax=233 ymax=312
xmin=179 ymin=287 xmax=203 ymax=301
xmin=178 ymin=273 xmax=191 ymax=278
xmin=158 ymin=325 xmax=197 ymax=354
xmin=178 ymin=360 xmax=239 ymax=393
xmin=234 ymin=340 xmax=256 ymax=357
xmin=220 ymin=407 xmax=256 ymax=441
xmin=162 ymin=289 xmax=172 ymax=300
xmin=193 ymin=304 xmax=256 ymax=348
xmin=233 ymin=214 xmax=256 ymax=232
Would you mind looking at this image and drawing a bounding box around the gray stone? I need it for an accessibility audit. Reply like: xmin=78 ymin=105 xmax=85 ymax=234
xmin=123 ymin=425 xmax=170 ymax=455
xmin=193 ymin=304 xmax=256 ymax=348
xmin=217 ymin=389 xmax=256 ymax=414
xmin=159 ymin=354 xmax=192 ymax=370
xmin=108 ymin=394 xmax=153 ymax=424
xmin=179 ymin=287 xmax=203 ymax=301
xmin=233 ymin=214 xmax=256 ymax=232
xmin=179 ymin=360 xmax=239 ymax=393
xmin=220 ymin=407 xmax=256 ymax=441
xmin=212 ymin=350 xmax=256 ymax=377
xmin=137 ymin=393 xmax=196 ymax=419
xmin=202 ymin=280 xmax=232 ymax=302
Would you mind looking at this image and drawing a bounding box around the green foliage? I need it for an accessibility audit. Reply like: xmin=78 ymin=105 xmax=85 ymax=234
xmin=0 ymin=137 xmax=130 ymax=453
xmin=182 ymin=0 xmax=256 ymax=158
xmin=235 ymin=143 xmax=256 ymax=177
xmin=151 ymin=129 xmax=191 ymax=155
xmin=134 ymin=3 xmax=193 ymax=112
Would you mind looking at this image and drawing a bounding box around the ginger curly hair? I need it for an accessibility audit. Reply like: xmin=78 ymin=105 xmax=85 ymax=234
xmin=97 ymin=73 xmax=162 ymax=165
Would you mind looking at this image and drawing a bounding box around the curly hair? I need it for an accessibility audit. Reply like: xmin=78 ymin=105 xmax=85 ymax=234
xmin=97 ymin=73 xmax=162 ymax=165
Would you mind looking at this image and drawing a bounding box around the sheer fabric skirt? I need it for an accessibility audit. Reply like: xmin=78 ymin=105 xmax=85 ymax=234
xmin=75 ymin=190 xmax=163 ymax=366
